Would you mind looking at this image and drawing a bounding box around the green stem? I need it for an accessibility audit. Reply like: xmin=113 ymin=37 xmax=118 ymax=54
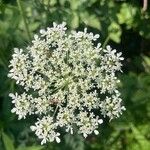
xmin=17 ymin=0 xmax=31 ymax=40
xmin=102 ymin=35 xmax=110 ymax=49
xmin=52 ymin=105 xmax=59 ymax=117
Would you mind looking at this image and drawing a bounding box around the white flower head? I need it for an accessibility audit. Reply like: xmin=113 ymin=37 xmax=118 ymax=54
xmin=8 ymin=22 xmax=125 ymax=144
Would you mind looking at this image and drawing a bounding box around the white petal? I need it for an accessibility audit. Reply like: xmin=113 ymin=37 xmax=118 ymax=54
xmin=94 ymin=130 xmax=99 ymax=135
xmin=98 ymin=119 xmax=103 ymax=124
xmin=41 ymin=139 xmax=46 ymax=145
xmin=56 ymin=137 xmax=60 ymax=143
xmin=30 ymin=126 xmax=36 ymax=131
xmin=83 ymin=133 xmax=87 ymax=138
xmin=70 ymin=128 xmax=73 ymax=134
xmin=11 ymin=108 xmax=16 ymax=113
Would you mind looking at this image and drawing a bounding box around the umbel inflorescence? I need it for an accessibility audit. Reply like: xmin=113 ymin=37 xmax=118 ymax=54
xmin=8 ymin=22 xmax=125 ymax=144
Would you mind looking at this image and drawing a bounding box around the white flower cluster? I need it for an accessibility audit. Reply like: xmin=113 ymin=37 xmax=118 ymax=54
xmin=8 ymin=22 xmax=125 ymax=144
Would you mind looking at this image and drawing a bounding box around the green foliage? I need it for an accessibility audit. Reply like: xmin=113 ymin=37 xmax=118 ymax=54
xmin=16 ymin=146 xmax=44 ymax=150
xmin=108 ymin=22 xmax=121 ymax=43
xmin=63 ymin=134 xmax=84 ymax=150
xmin=0 ymin=0 xmax=150 ymax=149
xmin=2 ymin=132 xmax=15 ymax=150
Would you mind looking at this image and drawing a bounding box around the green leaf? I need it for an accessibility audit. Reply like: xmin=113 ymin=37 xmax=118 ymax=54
xmin=117 ymin=3 xmax=137 ymax=28
xmin=2 ymin=132 xmax=15 ymax=150
xmin=70 ymin=12 xmax=79 ymax=29
xmin=108 ymin=22 xmax=121 ymax=43
xmin=29 ymin=22 xmax=40 ymax=32
xmin=70 ymin=0 xmax=80 ymax=10
xmin=130 ymin=124 xmax=150 ymax=150
xmin=142 ymin=56 xmax=150 ymax=73
xmin=17 ymin=145 xmax=43 ymax=150
xmin=80 ymin=12 xmax=101 ymax=30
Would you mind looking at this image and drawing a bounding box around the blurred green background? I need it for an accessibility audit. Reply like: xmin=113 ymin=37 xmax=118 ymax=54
xmin=0 ymin=0 xmax=150 ymax=150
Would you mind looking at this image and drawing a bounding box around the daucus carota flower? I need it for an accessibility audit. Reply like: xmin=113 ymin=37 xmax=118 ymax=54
xmin=8 ymin=22 xmax=125 ymax=144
